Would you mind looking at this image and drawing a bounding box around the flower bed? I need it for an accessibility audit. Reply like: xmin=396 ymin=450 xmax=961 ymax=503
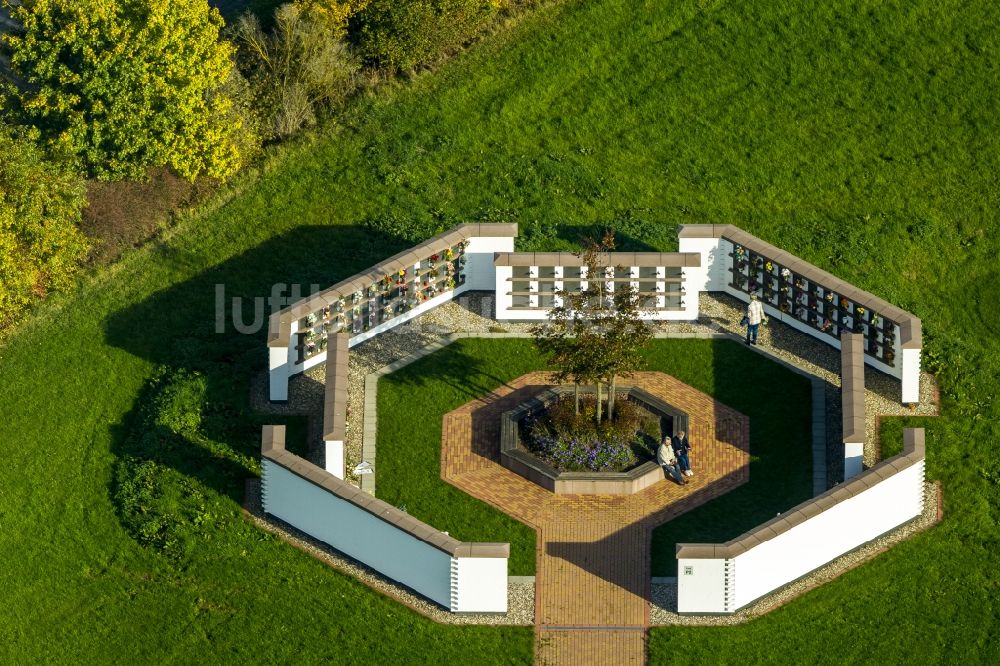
xmin=520 ymin=395 xmax=660 ymax=473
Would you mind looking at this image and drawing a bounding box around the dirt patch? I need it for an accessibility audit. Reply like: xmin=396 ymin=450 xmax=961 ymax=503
xmin=80 ymin=167 xmax=218 ymax=265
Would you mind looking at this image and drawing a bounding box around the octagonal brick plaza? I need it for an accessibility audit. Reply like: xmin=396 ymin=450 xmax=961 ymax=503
xmin=442 ymin=371 xmax=749 ymax=664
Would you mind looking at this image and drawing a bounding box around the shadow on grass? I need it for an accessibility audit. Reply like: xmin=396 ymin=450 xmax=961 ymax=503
xmin=104 ymin=225 xmax=412 ymax=546
xmin=647 ymin=338 xmax=815 ymax=576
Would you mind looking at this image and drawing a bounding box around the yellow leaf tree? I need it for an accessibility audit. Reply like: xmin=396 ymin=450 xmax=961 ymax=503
xmin=4 ymin=0 xmax=242 ymax=181
xmin=0 ymin=126 xmax=89 ymax=329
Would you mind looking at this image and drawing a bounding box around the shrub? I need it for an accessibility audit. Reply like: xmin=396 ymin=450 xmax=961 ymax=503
xmin=4 ymin=0 xmax=243 ymax=181
xmin=234 ymin=4 xmax=361 ymax=140
xmin=0 ymin=126 xmax=88 ymax=331
xmin=112 ymin=368 xmax=260 ymax=560
xmin=354 ymin=0 xmax=502 ymax=71
xmin=522 ymin=396 xmax=655 ymax=472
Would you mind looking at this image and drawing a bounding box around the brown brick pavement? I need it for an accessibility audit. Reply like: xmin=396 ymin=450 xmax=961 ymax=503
xmin=441 ymin=372 xmax=750 ymax=666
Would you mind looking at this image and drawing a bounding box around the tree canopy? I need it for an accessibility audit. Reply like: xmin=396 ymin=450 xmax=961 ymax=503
xmin=0 ymin=125 xmax=88 ymax=328
xmin=4 ymin=0 xmax=242 ymax=181
xmin=532 ymin=231 xmax=652 ymax=422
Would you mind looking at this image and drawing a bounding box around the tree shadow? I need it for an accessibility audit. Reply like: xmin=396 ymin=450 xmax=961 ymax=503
xmin=104 ymin=225 xmax=412 ymax=533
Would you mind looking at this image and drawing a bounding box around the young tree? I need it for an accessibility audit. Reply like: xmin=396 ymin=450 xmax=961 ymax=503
xmin=4 ymin=0 xmax=242 ymax=181
xmin=532 ymin=231 xmax=652 ymax=424
xmin=0 ymin=126 xmax=89 ymax=329
xmin=233 ymin=4 xmax=360 ymax=140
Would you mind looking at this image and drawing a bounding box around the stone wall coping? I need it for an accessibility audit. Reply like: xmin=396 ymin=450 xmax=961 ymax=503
xmin=676 ymin=224 xmax=922 ymax=349
xmin=261 ymin=425 xmax=508 ymax=559
xmin=493 ymin=251 xmax=701 ymax=268
xmin=267 ymin=223 xmax=518 ymax=346
xmin=840 ymin=333 xmax=866 ymax=443
xmin=322 ymin=333 xmax=350 ymax=440
xmin=676 ymin=427 xmax=925 ymax=560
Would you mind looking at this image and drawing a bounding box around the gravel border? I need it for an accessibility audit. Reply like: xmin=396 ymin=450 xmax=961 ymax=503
xmin=243 ymin=479 xmax=535 ymax=625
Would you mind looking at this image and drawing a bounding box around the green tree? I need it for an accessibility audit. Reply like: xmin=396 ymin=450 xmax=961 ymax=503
xmin=0 ymin=125 xmax=89 ymax=329
xmin=233 ymin=3 xmax=360 ymax=140
xmin=532 ymin=231 xmax=652 ymax=423
xmin=4 ymin=0 xmax=242 ymax=181
xmin=354 ymin=0 xmax=502 ymax=72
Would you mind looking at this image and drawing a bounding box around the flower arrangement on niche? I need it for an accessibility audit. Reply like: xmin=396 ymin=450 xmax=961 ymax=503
xmin=780 ymin=267 xmax=791 ymax=280
xmin=445 ymin=248 xmax=455 ymax=261
xmin=765 ymin=260 xmax=773 ymax=272
xmin=822 ymin=318 xmax=832 ymax=331
xmin=825 ymin=292 xmax=834 ymax=303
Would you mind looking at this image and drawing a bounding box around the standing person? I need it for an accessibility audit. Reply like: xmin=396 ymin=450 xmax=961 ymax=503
xmin=672 ymin=430 xmax=693 ymax=477
xmin=657 ymin=437 xmax=687 ymax=485
xmin=746 ymin=294 xmax=765 ymax=345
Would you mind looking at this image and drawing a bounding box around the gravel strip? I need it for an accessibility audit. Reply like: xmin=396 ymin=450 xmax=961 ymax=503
xmin=243 ymin=479 xmax=535 ymax=625
xmin=650 ymin=480 xmax=941 ymax=625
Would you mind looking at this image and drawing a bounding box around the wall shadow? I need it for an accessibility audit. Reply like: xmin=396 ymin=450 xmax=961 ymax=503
xmin=648 ymin=338 xmax=816 ymax=576
xmin=104 ymin=225 xmax=412 ymax=527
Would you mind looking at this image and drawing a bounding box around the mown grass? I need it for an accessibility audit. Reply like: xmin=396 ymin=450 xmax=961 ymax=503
xmin=375 ymin=337 xmax=811 ymax=577
xmin=1 ymin=0 xmax=998 ymax=661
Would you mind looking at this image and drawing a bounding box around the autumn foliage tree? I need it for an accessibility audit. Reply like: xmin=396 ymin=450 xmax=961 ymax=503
xmin=532 ymin=231 xmax=652 ymax=424
xmin=3 ymin=0 xmax=242 ymax=181
xmin=0 ymin=126 xmax=89 ymax=329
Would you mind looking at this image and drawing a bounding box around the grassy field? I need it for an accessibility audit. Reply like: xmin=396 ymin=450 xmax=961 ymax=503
xmin=1 ymin=0 xmax=998 ymax=662
xmin=374 ymin=337 xmax=811 ymax=577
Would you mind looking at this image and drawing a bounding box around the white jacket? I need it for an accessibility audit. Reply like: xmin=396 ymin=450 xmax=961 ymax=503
xmin=657 ymin=443 xmax=677 ymax=466
xmin=748 ymin=300 xmax=764 ymax=325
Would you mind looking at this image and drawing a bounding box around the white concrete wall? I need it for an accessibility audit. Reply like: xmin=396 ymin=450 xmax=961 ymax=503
xmin=731 ymin=462 xmax=924 ymax=610
xmin=844 ymin=441 xmax=864 ymax=479
xmin=325 ymin=439 xmax=345 ymax=479
xmin=262 ymin=461 xmax=453 ymax=608
xmin=676 ymin=557 xmax=729 ymax=613
xmin=268 ymin=346 xmax=290 ymax=402
xmin=901 ymin=347 xmax=921 ymax=404
xmin=464 ymin=235 xmax=514 ymax=290
xmin=677 ymin=460 xmax=924 ymax=614
xmin=451 ymin=557 xmax=508 ymax=613
xmin=677 ymin=236 xmax=727 ymax=292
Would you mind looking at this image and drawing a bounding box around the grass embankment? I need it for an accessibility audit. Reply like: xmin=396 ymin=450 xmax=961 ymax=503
xmin=375 ymin=338 xmax=812 ymax=577
xmin=1 ymin=0 xmax=998 ymax=662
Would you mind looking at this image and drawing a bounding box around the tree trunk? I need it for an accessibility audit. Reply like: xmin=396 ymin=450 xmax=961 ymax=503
xmin=609 ymin=375 xmax=616 ymax=420
xmin=596 ymin=382 xmax=603 ymax=424
xmin=574 ymin=382 xmax=580 ymax=416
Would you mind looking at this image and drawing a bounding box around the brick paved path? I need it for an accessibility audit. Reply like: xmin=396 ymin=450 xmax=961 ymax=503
xmin=442 ymin=372 xmax=749 ymax=665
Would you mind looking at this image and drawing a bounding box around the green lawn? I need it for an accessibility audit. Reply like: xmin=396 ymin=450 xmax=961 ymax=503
xmin=374 ymin=337 xmax=812 ymax=577
xmin=1 ymin=0 xmax=999 ymax=661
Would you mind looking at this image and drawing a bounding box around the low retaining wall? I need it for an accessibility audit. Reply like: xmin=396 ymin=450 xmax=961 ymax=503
xmin=678 ymin=224 xmax=921 ymax=404
xmin=323 ymin=332 xmax=349 ymax=479
xmin=261 ymin=425 xmax=509 ymax=612
xmin=676 ymin=428 xmax=925 ymax=614
xmin=841 ymin=333 xmax=865 ymax=479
